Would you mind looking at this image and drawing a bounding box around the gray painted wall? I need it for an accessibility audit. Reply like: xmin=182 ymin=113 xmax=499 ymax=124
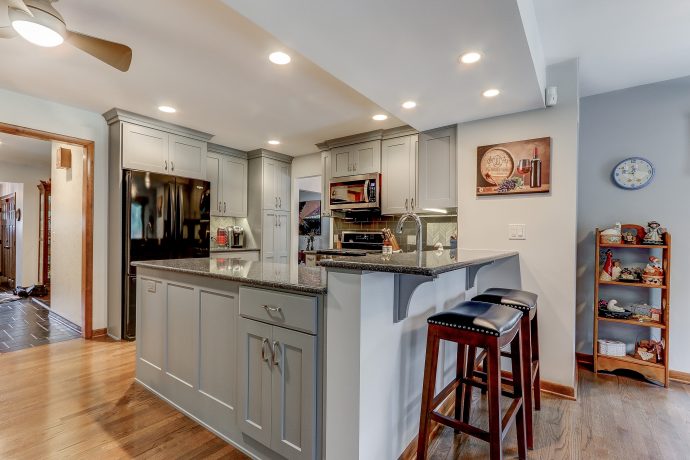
xmin=578 ymin=76 xmax=690 ymax=373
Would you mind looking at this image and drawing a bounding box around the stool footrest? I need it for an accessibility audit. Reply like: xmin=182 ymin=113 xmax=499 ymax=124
xmin=432 ymin=377 xmax=461 ymax=410
xmin=430 ymin=411 xmax=490 ymax=442
xmin=501 ymin=398 xmax=523 ymax=440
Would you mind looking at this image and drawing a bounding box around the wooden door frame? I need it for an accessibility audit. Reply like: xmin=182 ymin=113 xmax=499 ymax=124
xmin=0 ymin=122 xmax=94 ymax=339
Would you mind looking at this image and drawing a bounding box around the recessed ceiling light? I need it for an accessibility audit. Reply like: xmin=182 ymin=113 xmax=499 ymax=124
xmin=402 ymin=101 xmax=417 ymax=109
xmin=460 ymin=52 xmax=482 ymax=64
xmin=482 ymin=89 xmax=500 ymax=98
xmin=268 ymin=140 xmax=281 ymax=145
xmin=372 ymin=114 xmax=388 ymax=121
xmin=269 ymin=51 xmax=291 ymax=65
xmin=158 ymin=105 xmax=177 ymax=113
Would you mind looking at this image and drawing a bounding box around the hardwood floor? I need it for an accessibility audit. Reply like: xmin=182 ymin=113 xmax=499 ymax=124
xmin=0 ymin=339 xmax=688 ymax=459
xmin=0 ymin=338 xmax=246 ymax=459
xmin=427 ymin=367 xmax=690 ymax=459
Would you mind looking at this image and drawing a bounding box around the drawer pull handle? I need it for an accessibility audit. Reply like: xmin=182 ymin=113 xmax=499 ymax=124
xmin=261 ymin=338 xmax=270 ymax=363
xmin=272 ymin=341 xmax=281 ymax=366
xmin=262 ymin=304 xmax=282 ymax=313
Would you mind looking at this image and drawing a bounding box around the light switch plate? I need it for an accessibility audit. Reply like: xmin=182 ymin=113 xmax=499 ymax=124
xmin=509 ymin=224 xmax=526 ymax=240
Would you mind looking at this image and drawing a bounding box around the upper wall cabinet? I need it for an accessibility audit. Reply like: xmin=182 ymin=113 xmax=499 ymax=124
xmin=330 ymin=140 xmax=381 ymax=178
xmin=262 ymin=158 xmax=291 ymax=211
xmin=105 ymin=109 xmax=213 ymax=182
xmin=381 ymin=135 xmax=418 ymax=215
xmin=207 ymin=145 xmax=248 ymax=217
xmin=417 ymin=126 xmax=457 ymax=210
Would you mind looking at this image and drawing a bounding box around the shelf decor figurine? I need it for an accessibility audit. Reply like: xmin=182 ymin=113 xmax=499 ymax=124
xmin=643 ymin=221 xmax=666 ymax=245
xmin=600 ymin=223 xmax=622 ymax=244
xmin=600 ymin=249 xmax=614 ymax=281
xmin=642 ymin=256 xmax=664 ymax=285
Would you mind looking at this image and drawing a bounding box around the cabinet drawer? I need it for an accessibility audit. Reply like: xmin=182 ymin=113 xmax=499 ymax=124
xmin=239 ymin=286 xmax=317 ymax=335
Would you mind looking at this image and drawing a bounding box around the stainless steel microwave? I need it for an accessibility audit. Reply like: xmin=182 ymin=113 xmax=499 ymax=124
xmin=329 ymin=173 xmax=380 ymax=210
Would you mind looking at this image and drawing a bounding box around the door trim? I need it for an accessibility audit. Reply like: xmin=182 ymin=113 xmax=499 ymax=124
xmin=0 ymin=122 xmax=95 ymax=339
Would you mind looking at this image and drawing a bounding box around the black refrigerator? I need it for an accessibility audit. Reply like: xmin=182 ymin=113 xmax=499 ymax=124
xmin=122 ymin=170 xmax=210 ymax=340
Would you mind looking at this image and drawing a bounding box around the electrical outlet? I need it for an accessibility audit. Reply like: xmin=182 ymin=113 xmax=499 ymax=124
xmin=509 ymin=224 xmax=526 ymax=240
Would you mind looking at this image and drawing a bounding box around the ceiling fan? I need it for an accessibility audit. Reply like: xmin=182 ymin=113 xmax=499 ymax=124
xmin=0 ymin=0 xmax=132 ymax=72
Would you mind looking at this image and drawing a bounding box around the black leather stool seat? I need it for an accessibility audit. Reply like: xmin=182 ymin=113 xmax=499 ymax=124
xmin=427 ymin=300 xmax=522 ymax=337
xmin=473 ymin=288 xmax=538 ymax=313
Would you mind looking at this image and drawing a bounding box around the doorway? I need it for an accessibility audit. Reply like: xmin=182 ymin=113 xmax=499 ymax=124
xmin=296 ymin=175 xmax=329 ymax=264
xmin=0 ymin=193 xmax=17 ymax=288
xmin=0 ymin=123 xmax=94 ymax=340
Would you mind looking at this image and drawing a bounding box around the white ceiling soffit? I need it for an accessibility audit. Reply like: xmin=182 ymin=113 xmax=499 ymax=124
xmin=0 ymin=134 xmax=51 ymax=168
xmin=222 ymin=0 xmax=547 ymax=131
xmin=0 ymin=0 xmax=403 ymax=155
xmin=533 ymin=0 xmax=690 ymax=97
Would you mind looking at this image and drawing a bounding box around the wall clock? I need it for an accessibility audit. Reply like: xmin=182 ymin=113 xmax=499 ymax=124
xmin=612 ymin=157 xmax=654 ymax=190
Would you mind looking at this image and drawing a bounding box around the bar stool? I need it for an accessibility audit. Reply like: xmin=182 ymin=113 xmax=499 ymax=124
xmin=470 ymin=288 xmax=540 ymax=450
xmin=417 ymin=301 xmax=527 ymax=460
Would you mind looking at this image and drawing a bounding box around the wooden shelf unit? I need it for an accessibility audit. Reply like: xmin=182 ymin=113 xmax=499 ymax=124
xmin=593 ymin=228 xmax=671 ymax=387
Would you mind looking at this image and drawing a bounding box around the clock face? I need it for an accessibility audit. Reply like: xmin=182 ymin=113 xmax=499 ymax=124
xmin=612 ymin=157 xmax=654 ymax=190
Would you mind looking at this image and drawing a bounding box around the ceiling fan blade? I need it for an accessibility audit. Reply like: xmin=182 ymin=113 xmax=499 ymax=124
xmin=7 ymin=0 xmax=32 ymax=17
xmin=0 ymin=25 xmax=16 ymax=38
xmin=65 ymin=30 xmax=132 ymax=72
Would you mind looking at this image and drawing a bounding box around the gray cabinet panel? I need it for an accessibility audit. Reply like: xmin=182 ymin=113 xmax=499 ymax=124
xmin=418 ymin=126 xmax=457 ymax=209
xmin=166 ymin=283 xmax=198 ymax=388
xmin=199 ymin=289 xmax=237 ymax=410
xmin=122 ymin=122 xmax=168 ymax=173
xmin=238 ymin=317 xmax=273 ymax=447
xmin=240 ymin=286 xmax=317 ymax=335
xmin=207 ymin=154 xmax=222 ymax=216
xmin=381 ymin=135 xmax=416 ymax=215
xmin=169 ymin=134 xmax=206 ymax=180
xmin=138 ymin=276 xmax=165 ymax=371
xmin=224 ymin=156 xmax=248 ymax=217
xmin=271 ymin=327 xmax=317 ymax=460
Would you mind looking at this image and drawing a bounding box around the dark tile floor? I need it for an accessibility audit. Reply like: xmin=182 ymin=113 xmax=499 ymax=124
xmin=0 ymin=293 xmax=81 ymax=353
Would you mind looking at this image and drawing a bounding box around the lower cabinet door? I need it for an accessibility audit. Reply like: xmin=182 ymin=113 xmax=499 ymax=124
xmin=137 ymin=275 xmax=166 ymax=389
xmin=271 ymin=327 xmax=317 ymax=460
xmin=238 ymin=317 xmax=274 ymax=448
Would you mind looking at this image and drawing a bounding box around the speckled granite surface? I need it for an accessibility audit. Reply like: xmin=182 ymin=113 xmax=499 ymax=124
xmin=132 ymin=258 xmax=327 ymax=294
xmin=318 ymin=248 xmax=518 ymax=276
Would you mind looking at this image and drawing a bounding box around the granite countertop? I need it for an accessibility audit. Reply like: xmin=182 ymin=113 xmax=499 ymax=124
xmin=210 ymin=247 xmax=260 ymax=253
xmin=318 ymin=248 xmax=518 ymax=276
xmin=132 ymin=258 xmax=327 ymax=294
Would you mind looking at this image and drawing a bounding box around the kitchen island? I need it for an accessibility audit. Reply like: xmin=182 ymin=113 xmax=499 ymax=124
xmin=133 ymin=249 xmax=518 ymax=460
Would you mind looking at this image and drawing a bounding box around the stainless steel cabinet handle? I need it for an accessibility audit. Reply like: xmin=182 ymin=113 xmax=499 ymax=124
xmin=278 ymin=197 xmax=281 ymax=208
xmin=218 ymin=201 xmax=221 ymax=212
xmin=411 ymin=198 xmax=414 ymax=209
xmin=263 ymin=304 xmax=282 ymax=313
xmin=171 ymin=161 xmax=175 ymax=171
xmin=261 ymin=338 xmax=270 ymax=363
xmin=271 ymin=341 xmax=281 ymax=366
xmin=164 ymin=160 xmax=168 ymax=171
xmin=224 ymin=202 xmax=227 ymax=213
xmin=275 ymin=196 xmax=278 ymax=208
xmin=405 ymin=198 xmax=409 ymax=211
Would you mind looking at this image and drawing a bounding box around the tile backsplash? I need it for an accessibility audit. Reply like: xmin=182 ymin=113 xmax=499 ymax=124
xmin=210 ymin=216 xmax=256 ymax=249
xmin=332 ymin=213 xmax=457 ymax=252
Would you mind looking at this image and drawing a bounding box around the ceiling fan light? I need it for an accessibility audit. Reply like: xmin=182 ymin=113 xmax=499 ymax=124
xmin=11 ymin=19 xmax=63 ymax=47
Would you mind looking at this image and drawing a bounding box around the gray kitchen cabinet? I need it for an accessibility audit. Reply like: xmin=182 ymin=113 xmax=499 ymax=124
xmin=261 ymin=210 xmax=289 ymax=279
xmin=238 ymin=317 xmax=274 ymax=447
xmin=262 ymin=158 xmax=291 ymax=211
xmin=238 ymin=316 xmax=317 ymax=460
xmin=330 ymin=140 xmax=381 ymax=177
xmin=381 ymin=135 xmax=418 ymax=215
xmin=136 ymin=275 xmax=166 ymax=389
xmin=207 ymin=148 xmax=248 ymax=217
xmin=169 ymin=134 xmax=206 ymax=180
xmin=417 ymin=126 xmax=457 ymax=210
xmin=121 ymin=122 xmax=207 ymax=180
xmin=122 ymin=122 xmax=169 ymax=174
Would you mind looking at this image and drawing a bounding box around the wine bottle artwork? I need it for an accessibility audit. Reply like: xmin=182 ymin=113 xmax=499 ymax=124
xmin=530 ymin=146 xmax=542 ymax=188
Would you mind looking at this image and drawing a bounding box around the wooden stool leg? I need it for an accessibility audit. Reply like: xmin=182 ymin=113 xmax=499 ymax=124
xmin=531 ymin=310 xmax=541 ymax=411
xmin=462 ymin=345 xmax=476 ymax=424
xmin=454 ymin=343 xmax=467 ymax=431
xmin=511 ymin=331 xmax=527 ymax=460
xmin=486 ymin=341 xmax=503 ymax=460
xmin=417 ymin=329 xmax=441 ymax=460
xmin=481 ymin=354 xmax=488 ymax=394
xmin=520 ymin=314 xmax=534 ymax=450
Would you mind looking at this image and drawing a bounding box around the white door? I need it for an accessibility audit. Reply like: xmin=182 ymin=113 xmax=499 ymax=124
xmin=122 ymin=122 xmax=169 ymax=173
xmin=381 ymin=136 xmax=415 ymax=215
xmin=418 ymin=126 xmax=457 ymax=209
xmin=330 ymin=145 xmax=353 ymax=177
xmin=169 ymin=134 xmax=206 ymax=180
xmin=238 ymin=317 xmax=274 ymax=448
xmin=263 ymin=159 xmax=278 ymax=210
xmin=223 ymin=156 xmax=248 ymax=217
xmin=271 ymin=327 xmax=317 ymax=460
xmin=206 ymin=154 xmax=222 ymax=216
xmin=350 ymin=140 xmax=381 ymax=175
xmin=275 ymin=162 xmax=290 ymax=211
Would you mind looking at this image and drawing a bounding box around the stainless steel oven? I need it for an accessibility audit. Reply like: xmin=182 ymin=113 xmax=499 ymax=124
xmin=328 ymin=173 xmax=380 ymax=210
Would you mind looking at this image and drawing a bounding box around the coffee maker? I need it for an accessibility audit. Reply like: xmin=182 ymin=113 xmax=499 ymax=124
xmin=230 ymin=226 xmax=245 ymax=248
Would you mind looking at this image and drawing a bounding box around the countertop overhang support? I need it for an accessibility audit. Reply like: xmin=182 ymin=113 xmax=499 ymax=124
xmin=465 ymin=260 xmax=495 ymax=290
xmin=393 ymin=274 xmax=434 ymax=322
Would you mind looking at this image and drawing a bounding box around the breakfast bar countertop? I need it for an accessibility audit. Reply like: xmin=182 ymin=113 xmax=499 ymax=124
xmin=318 ymin=248 xmax=518 ymax=276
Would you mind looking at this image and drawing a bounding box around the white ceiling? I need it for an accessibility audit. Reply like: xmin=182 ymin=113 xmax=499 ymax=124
xmin=0 ymin=133 xmax=51 ymax=168
xmin=0 ymin=0 xmax=403 ymax=155
xmin=533 ymin=0 xmax=690 ymax=96
xmin=223 ymin=0 xmax=547 ymax=132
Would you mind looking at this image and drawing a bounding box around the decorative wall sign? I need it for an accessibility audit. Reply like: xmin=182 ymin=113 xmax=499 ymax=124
xmin=476 ymin=137 xmax=551 ymax=196
xmin=611 ymin=157 xmax=654 ymax=190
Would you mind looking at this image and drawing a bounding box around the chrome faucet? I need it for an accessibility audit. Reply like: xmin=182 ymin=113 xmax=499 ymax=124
xmin=396 ymin=212 xmax=423 ymax=255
